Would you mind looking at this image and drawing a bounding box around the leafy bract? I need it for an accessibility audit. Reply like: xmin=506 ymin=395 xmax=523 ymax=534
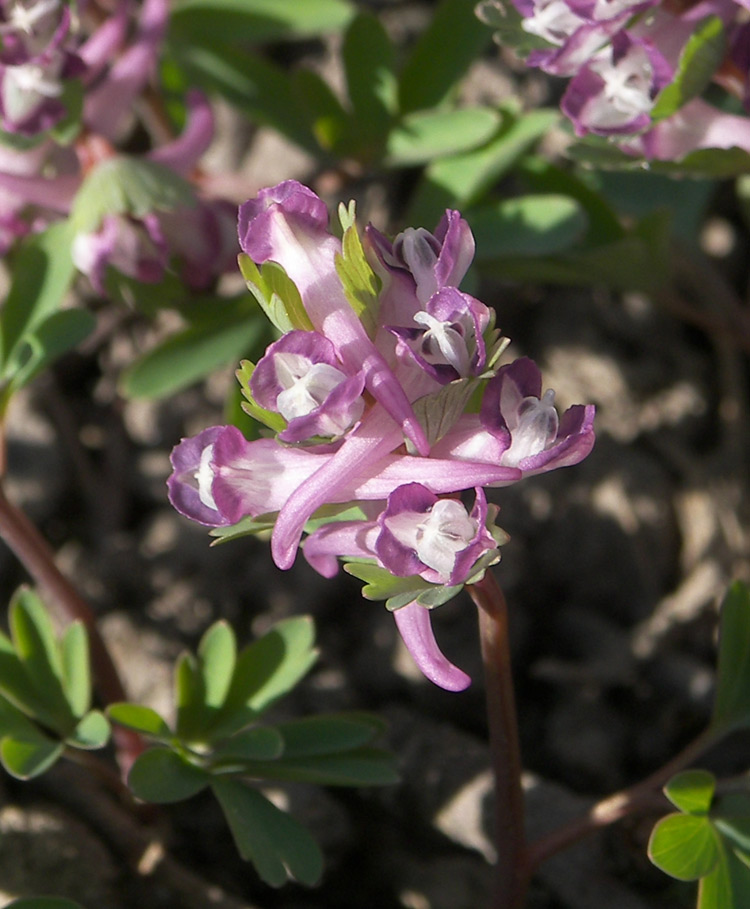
xmin=651 ymin=17 xmax=725 ymax=122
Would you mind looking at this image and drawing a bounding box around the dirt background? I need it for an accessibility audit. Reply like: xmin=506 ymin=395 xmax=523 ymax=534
xmin=1 ymin=2 xmax=750 ymax=907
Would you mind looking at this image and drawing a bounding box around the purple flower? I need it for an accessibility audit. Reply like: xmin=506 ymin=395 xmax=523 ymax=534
xmin=480 ymin=358 xmax=595 ymax=473
xmin=562 ymin=32 xmax=671 ymax=136
xmin=238 ymin=180 xmax=429 ymax=457
xmin=393 ymin=603 xmax=471 ymax=691
xmin=251 ymin=330 xmax=365 ymax=443
xmin=376 ymin=485 xmax=498 ymax=586
xmin=388 ymin=286 xmax=490 ymax=383
xmin=72 ymin=211 xmax=168 ymax=294
xmin=367 ymin=209 xmax=476 ymax=312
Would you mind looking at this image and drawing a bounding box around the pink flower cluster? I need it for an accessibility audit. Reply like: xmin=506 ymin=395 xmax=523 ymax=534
xmin=168 ymin=181 xmax=595 ymax=690
xmin=0 ymin=0 xmax=235 ymax=288
xmin=498 ymin=0 xmax=750 ymax=158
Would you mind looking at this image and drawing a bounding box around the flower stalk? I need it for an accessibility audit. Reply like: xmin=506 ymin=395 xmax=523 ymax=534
xmin=467 ymin=571 xmax=529 ymax=909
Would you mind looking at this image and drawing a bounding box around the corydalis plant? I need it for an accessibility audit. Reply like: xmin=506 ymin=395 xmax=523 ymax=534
xmin=167 ymin=180 xmax=595 ymax=691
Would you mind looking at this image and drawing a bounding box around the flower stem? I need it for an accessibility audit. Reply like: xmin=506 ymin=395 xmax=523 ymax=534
xmin=0 ymin=483 xmax=143 ymax=772
xmin=467 ymin=571 xmax=529 ymax=909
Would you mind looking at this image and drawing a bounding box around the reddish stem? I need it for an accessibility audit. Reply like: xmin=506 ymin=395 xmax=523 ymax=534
xmin=467 ymin=572 xmax=529 ymax=909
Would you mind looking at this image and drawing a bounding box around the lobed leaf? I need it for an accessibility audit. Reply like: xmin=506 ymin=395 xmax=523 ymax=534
xmin=211 ymin=779 xmax=323 ymax=886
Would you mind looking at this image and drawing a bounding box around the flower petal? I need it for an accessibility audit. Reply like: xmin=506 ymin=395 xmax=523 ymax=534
xmin=392 ymin=602 xmax=471 ymax=691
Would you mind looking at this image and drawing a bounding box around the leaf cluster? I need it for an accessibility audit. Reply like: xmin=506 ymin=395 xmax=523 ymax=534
xmin=108 ymin=616 xmax=398 ymax=887
xmin=0 ymin=589 xmax=110 ymax=780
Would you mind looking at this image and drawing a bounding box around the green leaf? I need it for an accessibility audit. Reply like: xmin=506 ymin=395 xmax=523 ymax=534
xmin=470 ymin=195 xmax=588 ymax=259
xmin=0 ymin=731 xmax=64 ymax=780
xmin=167 ymin=43 xmax=316 ymax=153
xmin=7 ymin=309 xmax=96 ymax=394
xmin=212 ymin=779 xmax=323 ymax=886
xmin=175 ymin=651 xmax=207 ymax=742
xmin=711 ymin=581 xmax=750 ymax=734
xmin=128 ymin=748 xmax=210 ymax=803
xmin=714 ymin=794 xmax=750 ymax=855
xmin=648 ymin=814 xmax=721 ymax=881
xmin=342 ymin=13 xmax=397 ymax=160
xmin=0 ymin=692 xmax=42 ymax=739
xmin=211 ymin=726 xmax=285 ymax=764
xmin=386 ymin=107 xmax=501 ymax=167
xmin=170 ymin=0 xmax=354 ymax=44
xmin=408 ymin=108 xmax=560 ymax=224
xmin=398 ymin=0 xmax=492 ymax=113
xmin=120 ymin=301 xmax=266 ymax=399
xmin=10 ymin=589 xmax=73 ymax=730
xmin=198 ymin=621 xmax=237 ymax=710
xmin=651 ymin=17 xmax=726 ymax=122
xmin=0 ymin=634 xmax=60 ymax=728
xmin=698 ymin=837 xmax=750 ymax=908
xmin=66 ymin=710 xmax=110 ymax=750
xmin=276 ymin=713 xmax=384 ymax=758
xmin=70 ymin=157 xmax=196 ymax=235
xmin=0 ymin=222 xmax=75 ymax=388
xmin=240 ymin=748 xmax=400 ymax=787
xmin=211 ymin=617 xmax=317 ymax=737
xmin=665 ymin=770 xmax=716 ymax=815
xmin=291 ymin=68 xmax=352 ymax=153
xmin=60 ymin=622 xmax=90 ymax=718
xmin=107 ymin=703 xmax=172 ymax=740
xmin=5 ymin=898 xmax=86 ymax=908
xmin=238 ymin=255 xmax=314 ymax=334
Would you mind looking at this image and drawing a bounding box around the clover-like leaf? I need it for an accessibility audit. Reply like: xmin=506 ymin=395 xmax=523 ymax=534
xmin=648 ymin=813 xmax=721 ymax=881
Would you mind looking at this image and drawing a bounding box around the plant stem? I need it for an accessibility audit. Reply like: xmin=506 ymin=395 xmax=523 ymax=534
xmin=0 ymin=483 xmax=143 ymax=772
xmin=467 ymin=571 xmax=529 ymax=909
xmin=526 ymin=726 xmax=718 ymax=869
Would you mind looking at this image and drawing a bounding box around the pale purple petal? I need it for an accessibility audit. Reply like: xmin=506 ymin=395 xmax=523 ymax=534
xmin=302 ymin=521 xmax=379 ymax=577
xmin=393 ymin=602 xmax=471 ymax=691
xmin=148 ymin=90 xmax=214 ymax=176
xmin=167 ymin=426 xmax=229 ymax=526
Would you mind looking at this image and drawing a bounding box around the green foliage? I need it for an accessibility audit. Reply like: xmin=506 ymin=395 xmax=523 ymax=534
xmin=710 ymin=581 xmax=750 ymax=735
xmin=385 ymin=108 xmax=502 ymax=168
xmin=108 ymin=617 xmax=397 ymax=886
xmin=70 ymin=157 xmax=196 ymax=235
xmin=119 ymin=296 xmax=269 ymax=399
xmin=398 ymin=0 xmax=492 ymax=113
xmin=0 ymin=223 xmax=90 ymax=414
xmin=0 ymin=589 xmax=110 ymax=779
xmin=649 ymin=773 xmax=750 ymax=906
xmin=169 ymin=0 xmax=354 ymax=45
xmin=238 ymin=254 xmax=314 ymax=334
xmin=651 ymin=17 xmax=726 ymax=122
